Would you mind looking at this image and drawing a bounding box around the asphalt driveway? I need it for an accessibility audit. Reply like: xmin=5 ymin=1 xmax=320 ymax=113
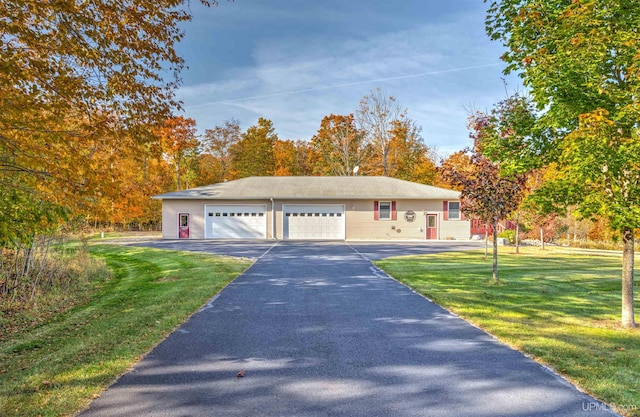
xmin=80 ymin=241 xmax=616 ymax=417
xmin=129 ymin=238 xmax=486 ymax=260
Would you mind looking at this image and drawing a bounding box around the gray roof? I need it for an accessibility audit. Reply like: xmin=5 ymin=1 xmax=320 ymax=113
xmin=153 ymin=176 xmax=460 ymax=200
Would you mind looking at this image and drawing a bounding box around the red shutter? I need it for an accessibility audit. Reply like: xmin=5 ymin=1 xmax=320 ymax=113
xmin=443 ymin=201 xmax=449 ymax=221
xmin=391 ymin=201 xmax=397 ymax=220
xmin=374 ymin=201 xmax=379 ymax=220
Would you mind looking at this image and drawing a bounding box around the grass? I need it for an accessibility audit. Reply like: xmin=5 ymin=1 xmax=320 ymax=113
xmin=0 ymin=245 xmax=251 ymax=417
xmin=376 ymin=247 xmax=640 ymax=417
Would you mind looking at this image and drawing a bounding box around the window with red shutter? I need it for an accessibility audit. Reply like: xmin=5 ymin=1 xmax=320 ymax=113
xmin=448 ymin=201 xmax=460 ymax=220
xmin=375 ymin=201 xmax=394 ymax=220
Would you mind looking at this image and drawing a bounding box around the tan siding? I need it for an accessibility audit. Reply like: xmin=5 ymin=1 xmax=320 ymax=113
xmin=161 ymin=200 xmax=205 ymax=239
xmin=348 ymin=200 xmax=444 ymax=240
xmin=162 ymin=199 xmax=273 ymax=239
xmin=161 ymin=198 xmax=470 ymax=240
xmin=440 ymin=219 xmax=471 ymax=240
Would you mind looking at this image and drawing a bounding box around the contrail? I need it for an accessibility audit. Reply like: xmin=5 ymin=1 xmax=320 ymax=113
xmin=186 ymin=62 xmax=503 ymax=108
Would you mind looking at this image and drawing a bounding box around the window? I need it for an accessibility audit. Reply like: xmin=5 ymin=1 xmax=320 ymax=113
xmin=374 ymin=200 xmax=396 ymax=220
xmin=448 ymin=202 xmax=460 ymax=220
xmin=379 ymin=201 xmax=391 ymax=220
xmin=428 ymin=215 xmax=437 ymax=228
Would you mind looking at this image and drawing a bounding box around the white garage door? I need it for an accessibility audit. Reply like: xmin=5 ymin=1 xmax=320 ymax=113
xmin=284 ymin=204 xmax=345 ymax=240
xmin=205 ymin=205 xmax=267 ymax=239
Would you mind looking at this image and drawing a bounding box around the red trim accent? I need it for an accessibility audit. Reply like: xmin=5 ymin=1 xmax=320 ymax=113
xmin=443 ymin=201 xmax=449 ymax=221
xmin=374 ymin=201 xmax=379 ymax=220
xmin=391 ymin=201 xmax=397 ymax=220
xmin=178 ymin=213 xmax=190 ymax=239
xmin=426 ymin=214 xmax=438 ymax=239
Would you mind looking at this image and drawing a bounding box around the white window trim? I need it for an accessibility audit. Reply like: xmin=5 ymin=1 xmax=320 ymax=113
xmin=378 ymin=201 xmax=392 ymax=221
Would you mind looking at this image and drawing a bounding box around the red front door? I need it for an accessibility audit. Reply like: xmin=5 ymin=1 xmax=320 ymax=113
xmin=178 ymin=213 xmax=190 ymax=239
xmin=426 ymin=214 xmax=438 ymax=240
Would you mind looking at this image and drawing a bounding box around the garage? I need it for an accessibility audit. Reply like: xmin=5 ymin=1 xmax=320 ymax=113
xmin=205 ymin=205 xmax=267 ymax=239
xmin=155 ymin=177 xmax=468 ymax=240
xmin=283 ymin=204 xmax=345 ymax=240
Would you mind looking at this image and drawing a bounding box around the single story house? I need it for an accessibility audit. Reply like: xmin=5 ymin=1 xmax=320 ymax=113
xmin=153 ymin=176 xmax=470 ymax=240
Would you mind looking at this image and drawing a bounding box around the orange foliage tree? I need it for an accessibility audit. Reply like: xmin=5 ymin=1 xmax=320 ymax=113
xmin=155 ymin=116 xmax=199 ymax=191
xmin=310 ymin=114 xmax=368 ymax=176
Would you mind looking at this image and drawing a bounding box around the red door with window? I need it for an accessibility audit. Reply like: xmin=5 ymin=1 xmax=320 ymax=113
xmin=178 ymin=213 xmax=190 ymax=239
xmin=426 ymin=214 xmax=438 ymax=240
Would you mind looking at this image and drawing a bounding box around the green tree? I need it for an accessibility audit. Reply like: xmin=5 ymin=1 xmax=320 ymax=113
xmin=486 ymin=0 xmax=640 ymax=327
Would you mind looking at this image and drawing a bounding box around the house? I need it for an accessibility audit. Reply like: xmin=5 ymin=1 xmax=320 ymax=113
xmin=152 ymin=176 xmax=470 ymax=240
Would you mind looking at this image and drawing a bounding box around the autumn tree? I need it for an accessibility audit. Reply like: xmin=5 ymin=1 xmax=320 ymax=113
xmin=156 ymin=116 xmax=199 ymax=190
xmin=356 ymin=88 xmax=407 ymax=176
xmin=486 ymin=0 xmax=640 ymax=327
xmin=441 ymin=112 xmax=528 ymax=284
xmin=274 ymin=139 xmax=314 ymax=176
xmin=230 ymin=118 xmax=277 ymax=178
xmin=437 ymin=151 xmax=475 ymax=191
xmin=386 ymin=119 xmax=438 ymax=184
xmin=200 ymin=119 xmax=242 ymax=183
xmin=311 ymin=114 xmax=368 ymax=176
xmin=292 ymin=140 xmax=316 ymax=176
xmin=0 ymin=0 xmax=217 ymax=242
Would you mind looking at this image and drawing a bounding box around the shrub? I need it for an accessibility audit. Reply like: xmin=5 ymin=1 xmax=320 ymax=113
xmin=498 ymin=229 xmax=517 ymax=244
xmin=1 ymin=236 xmax=111 ymax=306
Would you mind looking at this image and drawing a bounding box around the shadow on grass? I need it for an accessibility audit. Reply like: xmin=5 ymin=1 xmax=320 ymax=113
xmin=376 ymin=250 xmax=640 ymax=416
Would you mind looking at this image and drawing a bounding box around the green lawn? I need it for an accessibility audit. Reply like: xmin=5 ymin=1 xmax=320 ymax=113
xmin=376 ymin=248 xmax=640 ymax=417
xmin=0 ymin=245 xmax=251 ymax=417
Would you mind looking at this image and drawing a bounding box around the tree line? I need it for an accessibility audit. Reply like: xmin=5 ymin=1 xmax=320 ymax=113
xmin=104 ymin=88 xmax=438 ymax=230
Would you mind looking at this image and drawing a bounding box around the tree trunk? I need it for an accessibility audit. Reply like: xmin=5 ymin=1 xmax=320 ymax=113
xmin=540 ymin=227 xmax=545 ymax=250
xmin=176 ymin=161 xmax=181 ymax=190
xmin=382 ymin=146 xmax=389 ymax=176
xmin=492 ymin=221 xmax=499 ymax=284
xmin=621 ymin=228 xmax=636 ymax=329
xmin=515 ymin=216 xmax=520 ymax=254
xmin=484 ymin=224 xmax=489 ymax=259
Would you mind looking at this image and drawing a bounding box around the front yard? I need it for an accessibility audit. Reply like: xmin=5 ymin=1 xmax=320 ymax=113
xmin=0 ymin=245 xmax=251 ymax=417
xmin=376 ymin=248 xmax=640 ymax=417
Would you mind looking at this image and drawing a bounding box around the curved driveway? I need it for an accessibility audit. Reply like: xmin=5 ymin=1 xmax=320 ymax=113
xmin=80 ymin=241 xmax=617 ymax=417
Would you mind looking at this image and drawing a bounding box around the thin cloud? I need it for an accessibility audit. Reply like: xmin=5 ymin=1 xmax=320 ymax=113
xmin=176 ymin=5 xmax=520 ymax=149
xmin=186 ymin=63 xmax=503 ymax=109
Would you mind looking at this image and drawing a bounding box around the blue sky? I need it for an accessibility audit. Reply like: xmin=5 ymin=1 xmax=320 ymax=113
xmin=175 ymin=0 xmax=522 ymax=158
